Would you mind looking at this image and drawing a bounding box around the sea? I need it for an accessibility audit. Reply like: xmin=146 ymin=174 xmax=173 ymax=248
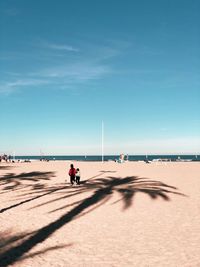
xmin=14 ymin=155 xmax=199 ymax=162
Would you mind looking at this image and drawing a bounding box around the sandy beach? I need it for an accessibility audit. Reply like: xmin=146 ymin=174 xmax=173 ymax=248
xmin=0 ymin=160 xmax=200 ymax=267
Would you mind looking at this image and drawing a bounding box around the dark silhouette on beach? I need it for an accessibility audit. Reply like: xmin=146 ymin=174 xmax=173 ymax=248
xmin=0 ymin=171 xmax=186 ymax=267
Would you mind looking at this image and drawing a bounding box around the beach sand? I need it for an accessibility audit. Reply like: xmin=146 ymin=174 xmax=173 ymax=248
xmin=0 ymin=160 xmax=200 ymax=267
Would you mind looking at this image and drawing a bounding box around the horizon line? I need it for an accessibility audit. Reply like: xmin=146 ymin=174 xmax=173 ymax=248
xmin=10 ymin=153 xmax=200 ymax=157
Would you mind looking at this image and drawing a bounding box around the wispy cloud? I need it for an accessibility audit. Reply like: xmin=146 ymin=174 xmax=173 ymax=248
xmin=0 ymin=79 xmax=49 ymax=94
xmin=5 ymin=79 xmax=49 ymax=87
xmin=37 ymin=62 xmax=110 ymax=80
xmin=38 ymin=40 xmax=79 ymax=52
xmin=46 ymin=43 xmax=79 ymax=52
xmin=0 ymin=62 xmax=110 ymax=94
xmin=0 ymin=38 xmax=127 ymax=94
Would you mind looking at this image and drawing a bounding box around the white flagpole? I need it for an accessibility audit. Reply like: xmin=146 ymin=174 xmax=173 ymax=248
xmin=102 ymin=120 xmax=104 ymax=163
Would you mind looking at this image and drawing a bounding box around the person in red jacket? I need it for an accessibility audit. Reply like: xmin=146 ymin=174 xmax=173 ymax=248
xmin=68 ymin=164 xmax=76 ymax=185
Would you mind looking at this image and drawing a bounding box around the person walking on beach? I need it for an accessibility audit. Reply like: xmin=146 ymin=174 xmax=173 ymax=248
xmin=68 ymin=164 xmax=76 ymax=185
xmin=75 ymin=168 xmax=81 ymax=185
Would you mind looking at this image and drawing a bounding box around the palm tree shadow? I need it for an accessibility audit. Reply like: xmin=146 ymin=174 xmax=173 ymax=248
xmin=0 ymin=171 xmax=55 ymax=192
xmin=1 ymin=171 xmax=54 ymax=182
xmin=0 ymin=175 xmax=186 ymax=267
xmin=0 ymin=171 xmax=56 ymax=213
xmin=0 ymin=230 xmax=72 ymax=265
xmin=111 ymin=177 xmax=185 ymax=209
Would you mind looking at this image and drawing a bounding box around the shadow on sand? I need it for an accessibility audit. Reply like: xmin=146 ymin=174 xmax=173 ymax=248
xmin=0 ymin=230 xmax=72 ymax=262
xmin=0 ymin=171 xmax=54 ymax=190
xmin=0 ymin=166 xmax=15 ymax=171
xmin=0 ymin=173 xmax=186 ymax=266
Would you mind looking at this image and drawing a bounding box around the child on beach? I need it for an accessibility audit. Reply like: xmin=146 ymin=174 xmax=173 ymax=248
xmin=75 ymin=168 xmax=81 ymax=185
xmin=68 ymin=164 xmax=76 ymax=185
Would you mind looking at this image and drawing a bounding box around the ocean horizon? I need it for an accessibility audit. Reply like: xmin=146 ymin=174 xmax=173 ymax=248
xmin=13 ymin=155 xmax=199 ymax=162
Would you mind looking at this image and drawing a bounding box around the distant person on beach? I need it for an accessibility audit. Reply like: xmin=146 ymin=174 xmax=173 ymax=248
xmin=75 ymin=168 xmax=81 ymax=185
xmin=68 ymin=164 xmax=76 ymax=185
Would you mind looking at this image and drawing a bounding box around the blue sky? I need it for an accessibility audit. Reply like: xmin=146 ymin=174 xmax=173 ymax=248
xmin=0 ymin=0 xmax=199 ymax=155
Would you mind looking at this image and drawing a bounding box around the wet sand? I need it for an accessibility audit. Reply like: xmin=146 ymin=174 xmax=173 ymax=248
xmin=0 ymin=161 xmax=200 ymax=267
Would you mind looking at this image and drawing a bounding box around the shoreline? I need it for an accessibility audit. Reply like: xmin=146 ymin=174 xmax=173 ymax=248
xmin=1 ymin=154 xmax=199 ymax=163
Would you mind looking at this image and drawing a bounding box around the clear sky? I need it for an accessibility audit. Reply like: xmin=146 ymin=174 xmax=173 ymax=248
xmin=0 ymin=0 xmax=199 ymax=155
